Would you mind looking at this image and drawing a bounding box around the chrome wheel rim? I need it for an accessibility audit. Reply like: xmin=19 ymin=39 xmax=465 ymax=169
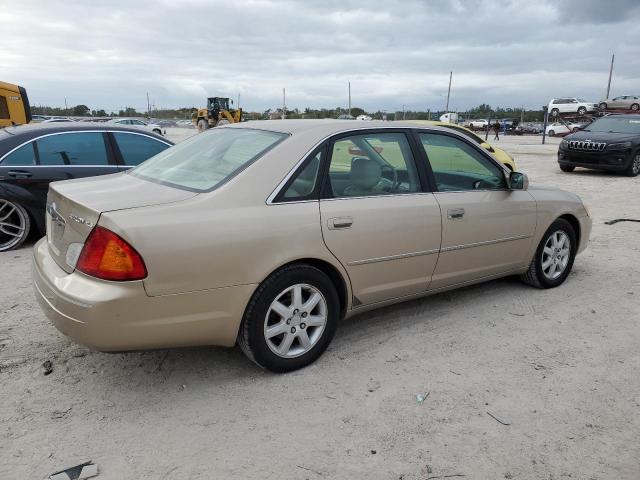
xmin=542 ymin=230 xmax=570 ymax=280
xmin=264 ymin=283 xmax=327 ymax=358
xmin=0 ymin=200 xmax=27 ymax=251
xmin=632 ymin=155 xmax=640 ymax=175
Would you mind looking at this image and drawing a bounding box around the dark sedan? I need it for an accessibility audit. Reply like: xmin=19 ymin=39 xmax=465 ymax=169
xmin=0 ymin=123 xmax=173 ymax=251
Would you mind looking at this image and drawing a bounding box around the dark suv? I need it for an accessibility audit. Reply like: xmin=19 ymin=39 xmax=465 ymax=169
xmin=558 ymin=115 xmax=640 ymax=176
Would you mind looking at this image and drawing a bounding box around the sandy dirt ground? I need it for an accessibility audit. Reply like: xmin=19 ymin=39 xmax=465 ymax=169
xmin=1 ymin=133 xmax=639 ymax=480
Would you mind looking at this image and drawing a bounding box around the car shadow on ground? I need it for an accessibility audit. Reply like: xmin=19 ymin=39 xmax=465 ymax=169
xmin=57 ymin=276 xmax=531 ymax=392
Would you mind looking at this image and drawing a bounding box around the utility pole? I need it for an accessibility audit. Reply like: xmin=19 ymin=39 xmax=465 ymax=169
xmin=348 ymin=81 xmax=351 ymax=117
xmin=520 ymin=105 xmax=524 ymax=124
xmin=402 ymin=105 xmax=406 ymax=120
xmin=237 ymin=93 xmax=241 ymax=110
xmin=282 ymin=88 xmax=286 ymax=120
xmin=445 ymin=71 xmax=452 ymax=112
xmin=605 ymin=53 xmax=615 ymax=99
xmin=146 ymin=92 xmax=151 ymax=118
xmin=64 ymin=97 xmax=68 ymax=113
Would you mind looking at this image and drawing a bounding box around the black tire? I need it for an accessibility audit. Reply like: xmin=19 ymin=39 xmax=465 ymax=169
xmin=152 ymin=128 xmax=162 ymax=135
xmin=0 ymin=199 xmax=31 ymax=252
xmin=560 ymin=164 xmax=575 ymax=172
xmin=577 ymin=106 xmax=587 ymax=115
xmin=548 ymin=130 xmax=555 ymax=137
xmin=550 ymin=108 xmax=559 ymax=117
xmin=631 ymin=103 xmax=639 ymax=111
xmin=238 ymin=264 xmax=340 ymax=372
xmin=197 ymin=119 xmax=209 ymax=132
xmin=521 ymin=219 xmax=577 ymax=289
xmin=625 ymin=153 xmax=640 ymax=177
xmin=599 ymin=102 xmax=607 ymax=110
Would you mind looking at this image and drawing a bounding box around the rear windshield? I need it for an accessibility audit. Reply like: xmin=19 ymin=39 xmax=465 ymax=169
xmin=130 ymin=127 xmax=288 ymax=192
xmin=584 ymin=117 xmax=640 ymax=134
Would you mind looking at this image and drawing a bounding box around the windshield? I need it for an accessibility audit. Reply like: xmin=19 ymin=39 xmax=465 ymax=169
xmin=131 ymin=127 xmax=288 ymax=192
xmin=584 ymin=117 xmax=640 ymax=134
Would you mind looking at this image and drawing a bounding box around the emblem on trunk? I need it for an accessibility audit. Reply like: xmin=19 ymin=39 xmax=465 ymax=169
xmin=46 ymin=202 xmax=66 ymax=228
xmin=67 ymin=214 xmax=93 ymax=227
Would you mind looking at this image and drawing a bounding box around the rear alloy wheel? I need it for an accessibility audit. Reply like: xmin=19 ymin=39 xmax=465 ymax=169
xmin=599 ymin=102 xmax=607 ymax=110
xmin=551 ymin=108 xmax=559 ymax=117
xmin=631 ymin=103 xmax=640 ymax=111
xmin=577 ymin=106 xmax=587 ymax=115
xmin=548 ymin=130 xmax=555 ymax=137
xmin=626 ymin=153 xmax=640 ymax=177
xmin=238 ymin=264 xmax=339 ymax=372
xmin=0 ymin=199 xmax=31 ymax=252
xmin=521 ymin=219 xmax=576 ymax=289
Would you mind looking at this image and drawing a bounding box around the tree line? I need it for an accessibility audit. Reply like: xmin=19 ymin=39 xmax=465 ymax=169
xmin=31 ymin=103 xmax=546 ymax=122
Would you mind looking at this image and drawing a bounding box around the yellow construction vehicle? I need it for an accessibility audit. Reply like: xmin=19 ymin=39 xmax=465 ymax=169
xmin=0 ymin=82 xmax=31 ymax=127
xmin=193 ymin=97 xmax=242 ymax=132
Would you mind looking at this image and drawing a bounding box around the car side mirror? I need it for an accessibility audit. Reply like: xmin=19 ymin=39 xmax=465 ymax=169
xmin=508 ymin=171 xmax=528 ymax=190
xmin=480 ymin=142 xmax=495 ymax=153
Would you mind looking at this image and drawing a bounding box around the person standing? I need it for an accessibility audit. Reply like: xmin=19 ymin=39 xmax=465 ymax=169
xmin=493 ymin=121 xmax=500 ymax=141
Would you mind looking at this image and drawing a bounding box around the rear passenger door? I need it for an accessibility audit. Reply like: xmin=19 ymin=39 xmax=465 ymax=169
xmin=319 ymin=130 xmax=442 ymax=306
xmin=109 ymin=131 xmax=171 ymax=170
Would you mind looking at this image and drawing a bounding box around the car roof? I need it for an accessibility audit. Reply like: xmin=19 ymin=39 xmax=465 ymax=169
xmin=0 ymin=122 xmax=173 ymax=154
xmin=223 ymin=119 xmax=470 ymax=137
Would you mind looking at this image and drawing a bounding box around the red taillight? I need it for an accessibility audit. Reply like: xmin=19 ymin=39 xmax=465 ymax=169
xmin=76 ymin=226 xmax=147 ymax=281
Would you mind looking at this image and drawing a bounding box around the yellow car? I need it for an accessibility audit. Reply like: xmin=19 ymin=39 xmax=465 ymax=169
xmin=405 ymin=120 xmax=517 ymax=171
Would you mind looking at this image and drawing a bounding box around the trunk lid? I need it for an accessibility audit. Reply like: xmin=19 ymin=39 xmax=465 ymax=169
xmin=46 ymin=172 xmax=196 ymax=273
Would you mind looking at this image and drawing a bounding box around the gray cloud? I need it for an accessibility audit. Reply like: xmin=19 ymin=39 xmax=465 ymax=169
xmin=1 ymin=0 xmax=639 ymax=112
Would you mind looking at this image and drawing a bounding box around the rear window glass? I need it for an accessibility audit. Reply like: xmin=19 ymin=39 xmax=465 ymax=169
xmin=130 ymin=128 xmax=288 ymax=192
xmin=113 ymin=132 xmax=169 ymax=166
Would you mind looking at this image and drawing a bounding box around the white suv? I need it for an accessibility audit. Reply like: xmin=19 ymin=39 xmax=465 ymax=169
xmin=548 ymin=98 xmax=598 ymax=116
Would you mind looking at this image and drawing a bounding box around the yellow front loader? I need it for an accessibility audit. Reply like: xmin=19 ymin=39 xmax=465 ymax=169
xmin=193 ymin=97 xmax=242 ymax=132
xmin=0 ymin=82 xmax=31 ymax=127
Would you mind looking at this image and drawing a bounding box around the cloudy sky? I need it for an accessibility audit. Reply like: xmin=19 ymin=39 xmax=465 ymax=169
xmin=2 ymin=0 xmax=639 ymax=113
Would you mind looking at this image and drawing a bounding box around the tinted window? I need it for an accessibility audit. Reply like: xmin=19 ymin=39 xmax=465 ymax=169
xmin=327 ymin=132 xmax=420 ymax=198
xmin=0 ymin=96 xmax=9 ymax=119
xmin=281 ymin=150 xmax=322 ymax=200
xmin=131 ymin=128 xmax=287 ymax=192
xmin=36 ymin=132 xmax=109 ymax=166
xmin=113 ymin=132 xmax=169 ymax=166
xmin=585 ymin=117 xmax=640 ymax=134
xmin=1 ymin=142 xmax=37 ymax=166
xmin=419 ymin=133 xmax=506 ymax=192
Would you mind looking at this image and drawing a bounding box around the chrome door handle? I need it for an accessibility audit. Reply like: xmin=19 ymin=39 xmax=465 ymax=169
xmin=328 ymin=217 xmax=353 ymax=230
xmin=7 ymin=170 xmax=33 ymax=179
xmin=447 ymin=208 xmax=465 ymax=219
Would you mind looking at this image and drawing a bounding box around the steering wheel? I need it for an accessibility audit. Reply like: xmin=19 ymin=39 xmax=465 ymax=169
xmin=379 ymin=164 xmax=398 ymax=192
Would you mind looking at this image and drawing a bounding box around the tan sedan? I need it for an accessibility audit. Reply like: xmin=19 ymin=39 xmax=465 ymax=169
xmin=32 ymin=121 xmax=592 ymax=372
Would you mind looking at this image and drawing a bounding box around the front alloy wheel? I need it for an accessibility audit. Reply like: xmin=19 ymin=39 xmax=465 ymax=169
xmin=0 ymin=199 xmax=31 ymax=252
xmin=521 ymin=218 xmax=576 ymax=288
xmin=541 ymin=231 xmax=571 ymax=280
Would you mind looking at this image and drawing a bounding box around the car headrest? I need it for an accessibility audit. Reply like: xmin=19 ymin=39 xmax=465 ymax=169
xmin=350 ymin=157 xmax=382 ymax=189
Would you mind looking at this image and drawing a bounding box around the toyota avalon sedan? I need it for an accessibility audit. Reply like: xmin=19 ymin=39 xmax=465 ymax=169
xmin=32 ymin=120 xmax=592 ymax=372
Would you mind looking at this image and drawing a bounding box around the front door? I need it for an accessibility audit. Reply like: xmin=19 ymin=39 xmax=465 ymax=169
xmin=319 ymin=131 xmax=442 ymax=306
xmin=416 ymin=131 xmax=537 ymax=290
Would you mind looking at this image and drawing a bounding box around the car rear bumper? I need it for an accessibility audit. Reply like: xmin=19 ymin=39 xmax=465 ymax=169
xmin=32 ymin=238 xmax=255 ymax=351
xmin=558 ymin=150 xmax=631 ymax=172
